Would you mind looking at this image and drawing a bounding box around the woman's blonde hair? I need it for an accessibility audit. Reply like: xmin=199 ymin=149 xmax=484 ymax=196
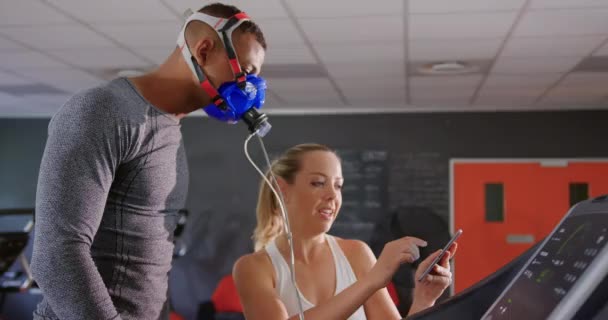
xmin=253 ymin=143 xmax=336 ymax=251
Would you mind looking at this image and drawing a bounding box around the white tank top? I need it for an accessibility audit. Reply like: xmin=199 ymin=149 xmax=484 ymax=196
xmin=265 ymin=234 xmax=367 ymax=320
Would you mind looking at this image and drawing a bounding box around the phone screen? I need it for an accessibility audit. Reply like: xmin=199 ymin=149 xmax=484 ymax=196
xmin=417 ymin=229 xmax=463 ymax=282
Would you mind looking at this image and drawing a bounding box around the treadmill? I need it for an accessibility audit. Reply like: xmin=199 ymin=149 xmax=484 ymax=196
xmin=408 ymin=195 xmax=608 ymax=320
xmin=0 ymin=209 xmax=35 ymax=292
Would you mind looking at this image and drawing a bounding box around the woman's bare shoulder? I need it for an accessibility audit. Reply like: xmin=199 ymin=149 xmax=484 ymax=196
xmin=233 ymin=248 xmax=275 ymax=285
xmin=332 ymin=236 xmax=377 ymax=275
xmin=333 ymin=236 xmax=373 ymax=256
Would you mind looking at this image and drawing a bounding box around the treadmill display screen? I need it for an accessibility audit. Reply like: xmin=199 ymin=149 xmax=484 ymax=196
xmin=483 ymin=213 xmax=608 ymax=319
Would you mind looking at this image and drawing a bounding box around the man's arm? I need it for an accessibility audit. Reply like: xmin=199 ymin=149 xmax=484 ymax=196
xmin=31 ymin=97 xmax=125 ymax=320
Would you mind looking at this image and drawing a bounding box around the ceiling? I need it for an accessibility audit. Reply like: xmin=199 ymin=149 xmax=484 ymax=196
xmin=1 ymin=0 xmax=608 ymax=117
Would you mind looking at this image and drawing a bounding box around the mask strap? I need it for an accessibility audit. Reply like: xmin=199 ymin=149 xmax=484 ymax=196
xmin=188 ymin=56 xmax=225 ymax=108
xmin=177 ymin=11 xmax=251 ymax=93
xmin=217 ymin=13 xmax=250 ymax=88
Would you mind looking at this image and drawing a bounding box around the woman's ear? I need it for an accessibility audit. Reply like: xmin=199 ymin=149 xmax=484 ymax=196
xmin=275 ymin=177 xmax=290 ymax=203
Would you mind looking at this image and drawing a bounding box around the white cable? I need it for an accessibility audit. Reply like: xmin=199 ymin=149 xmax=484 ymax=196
xmin=257 ymin=135 xmax=306 ymax=319
xmin=244 ymin=132 xmax=305 ymax=320
xmin=19 ymin=253 xmax=34 ymax=290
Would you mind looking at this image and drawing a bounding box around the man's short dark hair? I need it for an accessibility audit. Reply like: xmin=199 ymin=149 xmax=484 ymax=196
xmin=199 ymin=3 xmax=267 ymax=50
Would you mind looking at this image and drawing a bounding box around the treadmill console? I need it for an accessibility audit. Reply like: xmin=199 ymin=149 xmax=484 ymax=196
xmin=482 ymin=196 xmax=608 ymax=320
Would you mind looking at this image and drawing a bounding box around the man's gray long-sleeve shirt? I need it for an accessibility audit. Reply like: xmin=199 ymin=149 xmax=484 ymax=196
xmin=31 ymin=78 xmax=189 ymax=320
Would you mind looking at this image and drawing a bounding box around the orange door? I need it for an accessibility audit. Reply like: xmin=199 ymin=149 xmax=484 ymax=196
xmin=453 ymin=161 xmax=608 ymax=293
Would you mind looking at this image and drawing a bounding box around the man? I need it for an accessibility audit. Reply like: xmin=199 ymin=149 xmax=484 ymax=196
xmin=31 ymin=3 xmax=267 ymax=319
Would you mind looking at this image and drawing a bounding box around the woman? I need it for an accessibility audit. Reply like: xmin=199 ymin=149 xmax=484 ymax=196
xmin=233 ymin=144 xmax=457 ymax=320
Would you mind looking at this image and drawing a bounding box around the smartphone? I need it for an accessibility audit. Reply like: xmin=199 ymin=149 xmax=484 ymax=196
xmin=417 ymin=229 xmax=463 ymax=282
